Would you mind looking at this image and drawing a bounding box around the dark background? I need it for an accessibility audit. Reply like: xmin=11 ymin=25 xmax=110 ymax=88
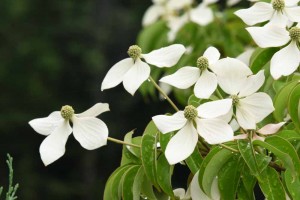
xmin=0 ymin=0 xmax=168 ymax=199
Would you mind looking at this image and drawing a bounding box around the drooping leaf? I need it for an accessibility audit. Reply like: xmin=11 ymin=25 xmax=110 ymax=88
xmin=273 ymin=80 xmax=299 ymax=121
xmin=249 ymin=47 xmax=278 ymax=73
xmin=156 ymin=154 xmax=174 ymax=198
xmin=284 ymin=169 xmax=300 ymax=200
xmin=141 ymin=176 xmax=157 ymax=200
xmin=258 ymin=167 xmax=286 ymax=200
xmin=159 ymin=132 xmax=172 ymax=153
xmin=185 ymin=147 xmax=203 ymax=174
xmin=237 ymin=164 xmax=256 ymax=200
xmin=122 ymin=165 xmax=144 ymax=200
xmin=288 ymin=83 xmax=300 ymax=131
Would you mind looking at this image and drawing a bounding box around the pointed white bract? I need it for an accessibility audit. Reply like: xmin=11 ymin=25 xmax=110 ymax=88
xmin=29 ymin=103 xmax=110 ymax=166
xmin=246 ymin=24 xmax=300 ymax=79
xmin=152 ymin=99 xmax=234 ymax=164
xmin=235 ymin=0 xmax=300 ymax=27
xmin=101 ymin=44 xmax=185 ymax=95
xmin=160 ymin=46 xmax=220 ymax=99
xmin=214 ymin=58 xmax=275 ymax=130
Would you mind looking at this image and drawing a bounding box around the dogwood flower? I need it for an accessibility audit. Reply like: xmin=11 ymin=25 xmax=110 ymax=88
xmin=235 ymin=0 xmax=300 ymax=27
xmin=142 ymin=0 xmax=167 ymax=26
xmin=29 ymin=103 xmax=109 ymax=166
xmin=168 ymin=188 xmax=191 ymax=200
xmin=247 ymin=24 xmax=300 ymax=79
xmin=101 ymin=44 xmax=186 ymax=95
xmin=160 ymin=46 xmax=220 ymax=99
xmin=213 ymin=58 xmax=274 ymax=130
xmin=152 ymin=99 xmax=234 ymax=164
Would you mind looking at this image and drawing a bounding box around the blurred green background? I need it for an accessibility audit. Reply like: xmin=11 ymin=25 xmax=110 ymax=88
xmin=0 ymin=0 xmax=169 ymax=199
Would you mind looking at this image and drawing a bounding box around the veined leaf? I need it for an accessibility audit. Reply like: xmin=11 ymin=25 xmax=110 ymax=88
xmin=288 ymin=83 xmax=300 ymax=131
xmin=157 ymin=154 xmax=174 ymax=198
xmin=284 ymin=169 xmax=300 ymax=200
xmin=122 ymin=165 xmax=144 ymax=200
xmin=185 ymin=147 xmax=203 ymax=174
xmin=249 ymin=47 xmax=278 ymax=73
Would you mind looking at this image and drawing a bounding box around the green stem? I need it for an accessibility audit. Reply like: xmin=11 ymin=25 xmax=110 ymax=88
xmin=215 ymin=88 xmax=223 ymax=99
xmin=148 ymin=76 xmax=179 ymax=112
xmin=219 ymin=144 xmax=239 ymax=153
xmin=107 ymin=137 xmax=140 ymax=148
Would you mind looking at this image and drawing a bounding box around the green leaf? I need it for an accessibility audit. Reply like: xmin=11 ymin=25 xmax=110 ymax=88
xmin=284 ymin=169 xmax=300 ymax=199
xmin=277 ymin=130 xmax=300 ymax=140
xmin=122 ymin=165 xmax=144 ymax=200
xmin=159 ymin=132 xmax=172 ymax=152
xmin=121 ymin=140 xmax=141 ymax=166
xmin=156 ymin=154 xmax=174 ymax=198
xmin=288 ymin=83 xmax=300 ymax=131
xmin=258 ymin=167 xmax=286 ymax=200
xmin=273 ymin=80 xmax=299 ymax=121
xmin=237 ymin=140 xmax=270 ymax=177
xmin=237 ymin=165 xmax=256 ymax=200
xmin=253 ymin=136 xmax=300 ymax=179
xmin=103 ymin=165 xmax=133 ymax=200
xmin=249 ymin=47 xmax=278 ymax=73
xmin=141 ymin=177 xmax=157 ymax=200
xmin=144 ymin=120 xmax=159 ymax=137
xmin=218 ymin=156 xmax=242 ymax=200
xmin=123 ymin=130 xmax=141 ymax=158
xmin=141 ymin=133 xmax=159 ymax=190
xmin=185 ymin=147 xmax=203 ymax=174
xmin=199 ymin=148 xmax=234 ymax=197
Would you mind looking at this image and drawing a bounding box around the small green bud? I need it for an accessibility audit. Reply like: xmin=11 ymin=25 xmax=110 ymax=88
xmin=61 ymin=105 xmax=74 ymax=120
xmin=127 ymin=45 xmax=142 ymax=60
xmin=289 ymin=27 xmax=300 ymax=41
xmin=184 ymin=105 xmax=198 ymax=121
xmin=197 ymin=56 xmax=209 ymax=71
xmin=231 ymin=95 xmax=239 ymax=106
xmin=272 ymin=0 xmax=285 ymax=11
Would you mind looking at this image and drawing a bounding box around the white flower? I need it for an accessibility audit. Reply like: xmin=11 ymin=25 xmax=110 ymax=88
xmin=168 ymin=188 xmax=191 ymax=200
xmin=142 ymin=0 xmax=167 ymax=26
xmin=160 ymin=47 xmax=220 ymax=99
xmin=235 ymin=0 xmax=300 ymax=27
xmin=247 ymin=24 xmax=300 ymax=79
xmin=29 ymin=103 xmax=109 ymax=166
xmin=152 ymin=99 xmax=234 ymax=164
xmin=189 ymin=0 xmax=218 ymax=26
xmin=213 ymin=58 xmax=275 ymax=130
xmin=101 ymin=44 xmax=186 ymax=95
xmin=236 ymin=48 xmax=255 ymax=66
xmin=190 ymin=171 xmax=220 ymax=200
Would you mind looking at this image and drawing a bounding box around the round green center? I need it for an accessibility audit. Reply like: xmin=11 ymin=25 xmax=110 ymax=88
xmin=61 ymin=105 xmax=74 ymax=120
xmin=231 ymin=95 xmax=239 ymax=106
xmin=197 ymin=56 xmax=209 ymax=71
xmin=289 ymin=27 xmax=300 ymax=41
xmin=272 ymin=0 xmax=285 ymax=11
xmin=184 ymin=105 xmax=198 ymax=120
xmin=127 ymin=45 xmax=142 ymax=60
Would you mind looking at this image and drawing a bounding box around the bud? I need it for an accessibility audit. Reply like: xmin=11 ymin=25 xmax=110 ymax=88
xmin=197 ymin=56 xmax=209 ymax=71
xmin=184 ymin=105 xmax=198 ymax=120
xmin=61 ymin=105 xmax=74 ymax=120
xmin=289 ymin=27 xmax=300 ymax=41
xmin=272 ymin=0 xmax=285 ymax=11
xmin=127 ymin=45 xmax=142 ymax=60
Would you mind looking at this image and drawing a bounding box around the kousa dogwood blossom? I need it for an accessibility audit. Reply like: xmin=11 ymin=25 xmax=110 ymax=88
xmin=213 ymin=58 xmax=274 ymax=130
xmin=101 ymin=44 xmax=186 ymax=95
xmin=246 ymin=24 xmax=300 ymax=79
xmin=168 ymin=188 xmax=191 ymax=200
xmin=142 ymin=0 xmax=167 ymax=26
xmin=29 ymin=103 xmax=109 ymax=166
xmin=160 ymin=46 xmax=220 ymax=99
xmin=152 ymin=99 xmax=234 ymax=164
xmin=190 ymin=171 xmax=220 ymax=200
xmin=235 ymin=0 xmax=300 ymax=27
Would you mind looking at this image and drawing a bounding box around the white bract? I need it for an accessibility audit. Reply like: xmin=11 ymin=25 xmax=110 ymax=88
xmin=160 ymin=46 xmax=220 ymax=99
xmin=213 ymin=58 xmax=274 ymax=130
xmin=101 ymin=44 xmax=186 ymax=95
xmin=142 ymin=0 xmax=167 ymax=26
xmin=29 ymin=103 xmax=109 ymax=166
xmin=247 ymin=24 xmax=300 ymax=79
xmin=235 ymin=0 xmax=300 ymax=27
xmin=152 ymin=99 xmax=234 ymax=164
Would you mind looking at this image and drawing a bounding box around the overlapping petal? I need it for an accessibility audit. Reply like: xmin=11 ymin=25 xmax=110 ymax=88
xmin=203 ymin=46 xmax=220 ymax=67
xmin=152 ymin=111 xmax=187 ymax=134
xmin=142 ymin=5 xmax=164 ymax=26
xmin=270 ymin=41 xmax=300 ymax=80
xmin=246 ymin=25 xmax=290 ymax=48
xmin=165 ymin=122 xmax=198 ymax=164
xmin=190 ymin=4 xmax=214 ymax=26
xmin=194 ymin=70 xmax=218 ymax=99
xmin=213 ymin=58 xmax=252 ymax=95
xmin=257 ymin=122 xmax=286 ymax=135
xmin=197 ymin=99 xmax=233 ymax=119
xmin=39 ymin=121 xmax=72 ymax=166
xmin=101 ymin=58 xmax=133 ymax=91
xmin=29 ymin=111 xmax=63 ymax=136
xmin=122 ymin=59 xmax=151 ymax=95
xmin=190 ymin=171 xmax=211 ymax=200
xmin=238 ymin=70 xmax=265 ymax=97
xmin=142 ymin=44 xmax=186 ymax=68
xmin=159 ymin=67 xmax=200 ymax=89
xmin=73 ymin=117 xmax=108 ymax=150
xmin=235 ymin=2 xmax=273 ymax=26
xmin=196 ymin=118 xmax=234 ymax=144
xmin=284 ymin=7 xmax=300 ymax=24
